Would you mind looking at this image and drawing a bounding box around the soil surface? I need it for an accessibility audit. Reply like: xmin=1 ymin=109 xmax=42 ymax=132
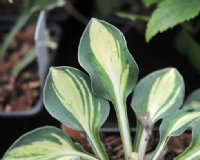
xmin=0 ymin=25 xmax=40 ymax=112
xmin=61 ymin=124 xmax=191 ymax=160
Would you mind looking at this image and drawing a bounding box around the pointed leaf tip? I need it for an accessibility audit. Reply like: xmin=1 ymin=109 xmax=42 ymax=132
xmin=131 ymin=68 xmax=185 ymax=126
xmin=79 ymin=18 xmax=139 ymax=102
xmin=44 ymin=67 xmax=110 ymax=133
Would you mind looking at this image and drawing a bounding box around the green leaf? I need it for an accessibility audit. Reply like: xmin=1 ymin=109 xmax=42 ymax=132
xmin=78 ymin=18 xmax=138 ymax=159
xmin=29 ymin=0 xmax=65 ymax=11
xmin=175 ymin=121 xmax=200 ymax=160
xmin=143 ymin=0 xmax=161 ymax=6
xmin=8 ymin=0 xmax=13 ymax=3
xmin=175 ymin=30 xmax=200 ymax=73
xmin=184 ymin=89 xmax=200 ymax=109
xmin=96 ymin=0 xmax=124 ymax=16
xmin=44 ymin=66 xmax=109 ymax=159
xmin=146 ymin=0 xmax=200 ymax=42
xmin=116 ymin=12 xmax=149 ymax=22
xmin=3 ymin=126 xmax=98 ymax=160
xmin=131 ymin=68 xmax=184 ymax=126
xmin=152 ymin=109 xmax=200 ymax=160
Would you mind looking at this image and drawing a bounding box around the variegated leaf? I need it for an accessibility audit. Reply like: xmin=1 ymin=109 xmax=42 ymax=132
xmin=78 ymin=18 xmax=138 ymax=159
xmin=152 ymin=109 xmax=200 ymax=160
xmin=131 ymin=68 xmax=184 ymax=126
xmin=184 ymin=89 xmax=200 ymax=109
xmin=3 ymin=126 xmax=98 ymax=160
xmin=78 ymin=18 xmax=138 ymax=102
xmin=44 ymin=67 xmax=109 ymax=159
xmin=175 ymin=121 xmax=200 ymax=160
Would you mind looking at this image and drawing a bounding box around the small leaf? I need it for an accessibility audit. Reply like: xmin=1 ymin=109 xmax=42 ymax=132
xmin=175 ymin=122 xmax=200 ymax=160
xmin=184 ymin=89 xmax=200 ymax=109
xmin=152 ymin=109 xmax=200 ymax=160
xmin=44 ymin=67 xmax=109 ymax=159
xmin=146 ymin=0 xmax=200 ymax=42
xmin=131 ymin=68 xmax=184 ymax=127
xmin=3 ymin=126 xmax=97 ymax=160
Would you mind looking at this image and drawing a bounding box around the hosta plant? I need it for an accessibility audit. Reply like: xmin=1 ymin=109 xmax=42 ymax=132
xmin=3 ymin=18 xmax=200 ymax=160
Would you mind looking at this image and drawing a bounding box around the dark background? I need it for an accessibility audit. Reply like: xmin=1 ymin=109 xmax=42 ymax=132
xmin=0 ymin=0 xmax=199 ymax=157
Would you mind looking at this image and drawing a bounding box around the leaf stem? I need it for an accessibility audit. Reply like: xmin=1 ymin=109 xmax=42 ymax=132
xmin=151 ymin=139 xmax=167 ymax=160
xmin=79 ymin=152 xmax=100 ymax=160
xmin=114 ymin=96 xmax=132 ymax=160
xmin=133 ymin=122 xmax=149 ymax=160
xmin=86 ymin=130 xmax=109 ymax=160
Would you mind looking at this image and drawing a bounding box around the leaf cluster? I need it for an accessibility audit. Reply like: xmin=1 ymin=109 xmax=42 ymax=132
xmin=2 ymin=18 xmax=200 ymax=160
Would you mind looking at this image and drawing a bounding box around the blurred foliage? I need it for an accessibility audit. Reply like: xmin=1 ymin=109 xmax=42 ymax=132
xmin=175 ymin=30 xmax=200 ymax=73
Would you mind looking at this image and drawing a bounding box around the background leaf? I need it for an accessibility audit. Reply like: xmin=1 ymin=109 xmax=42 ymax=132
xmin=3 ymin=126 xmax=97 ymax=160
xmin=44 ymin=66 xmax=109 ymax=159
xmin=131 ymin=68 xmax=184 ymax=126
xmin=143 ymin=0 xmax=161 ymax=6
xmin=175 ymin=30 xmax=200 ymax=73
xmin=96 ymin=0 xmax=124 ymax=16
xmin=29 ymin=0 xmax=65 ymax=11
xmin=184 ymin=89 xmax=200 ymax=109
xmin=152 ymin=109 xmax=200 ymax=160
xmin=146 ymin=0 xmax=200 ymax=42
